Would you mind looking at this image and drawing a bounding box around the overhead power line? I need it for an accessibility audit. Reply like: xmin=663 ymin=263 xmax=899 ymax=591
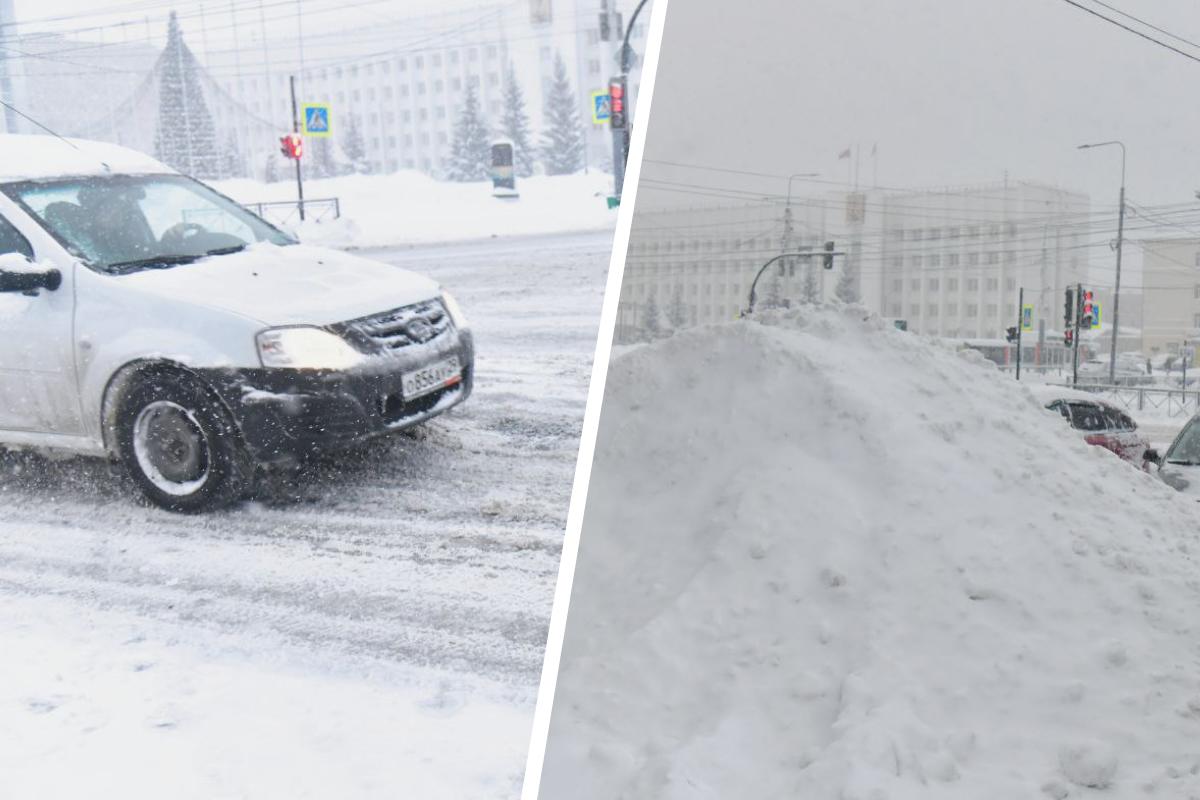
xmin=1056 ymin=0 xmax=1200 ymax=65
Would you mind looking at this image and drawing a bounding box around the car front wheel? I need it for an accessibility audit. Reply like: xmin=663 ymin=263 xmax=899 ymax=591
xmin=116 ymin=374 xmax=250 ymax=512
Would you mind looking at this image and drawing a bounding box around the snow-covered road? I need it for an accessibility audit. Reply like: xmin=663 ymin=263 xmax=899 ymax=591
xmin=0 ymin=230 xmax=612 ymax=798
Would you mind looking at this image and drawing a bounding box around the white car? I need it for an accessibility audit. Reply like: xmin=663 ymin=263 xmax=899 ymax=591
xmin=0 ymin=135 xmax=473 ymax=511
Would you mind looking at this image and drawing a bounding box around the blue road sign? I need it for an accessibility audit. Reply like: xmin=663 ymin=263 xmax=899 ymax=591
xmin=302 ymin=104 xmax=331 ymax=137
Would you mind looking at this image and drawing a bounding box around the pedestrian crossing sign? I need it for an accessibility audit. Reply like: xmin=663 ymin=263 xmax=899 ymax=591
xmin=302 ymin=104 xmax=331 ymax=137
xmin=591 ymin=90 xmax=611 ymax=125
xmin=1021 ymin=304 xmax=1034 ymax=332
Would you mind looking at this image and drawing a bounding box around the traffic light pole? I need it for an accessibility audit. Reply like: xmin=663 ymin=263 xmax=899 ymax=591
xmin=289 ymin=75 xmax=306 ymax=222
xmin=1015 ymin=287 xmax=1024 ymax=381
xmin=1072 ymin=282 xmax=1082 ymax=387
xmin=611 ymin=0 xmax=649 ymax=200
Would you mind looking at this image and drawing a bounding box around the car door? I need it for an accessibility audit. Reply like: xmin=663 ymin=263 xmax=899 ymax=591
xmin=0 ymin=211 xmax=82 ymax=434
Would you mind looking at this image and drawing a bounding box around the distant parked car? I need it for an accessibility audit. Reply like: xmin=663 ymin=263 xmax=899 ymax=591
xmin=1029 ymin=385 xmax=1151 ymax=468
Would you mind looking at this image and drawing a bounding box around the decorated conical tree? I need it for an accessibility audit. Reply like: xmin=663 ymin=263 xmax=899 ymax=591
xmin=153 ymin=11 xmax=220 ymax=178
xmin=500 ymin=63 xmax=535 ymax=177
xmin=447 ymin=83 xmax=491 ymax=181
xmin=540 ymin=52 xmax=584 ymax=175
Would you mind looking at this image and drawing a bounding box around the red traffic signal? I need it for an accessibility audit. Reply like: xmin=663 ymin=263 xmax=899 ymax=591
xmin=1081 ymin=289 xmax=1095 ymax=328
xmin=279 ymin=133 xmax=303 ymax=160
xmin=609 ymin=77 xmax=627 ymax=130
xmin=1064 ymin=328 xmax=1074 ymax=347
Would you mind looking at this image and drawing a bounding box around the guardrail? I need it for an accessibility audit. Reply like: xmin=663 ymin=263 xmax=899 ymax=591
xmin=1050 ymin=382 xmax=1200 ymax=418
xmin=243 ymin=197 xmax=341 ymax=227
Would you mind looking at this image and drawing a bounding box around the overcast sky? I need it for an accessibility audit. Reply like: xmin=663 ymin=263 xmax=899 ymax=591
xmin=636 ymin=0 xmax=1200 ymax=214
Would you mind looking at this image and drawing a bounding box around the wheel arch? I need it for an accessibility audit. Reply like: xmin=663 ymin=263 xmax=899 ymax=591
xmin=100 ymin=359 xmax=238 ymax=459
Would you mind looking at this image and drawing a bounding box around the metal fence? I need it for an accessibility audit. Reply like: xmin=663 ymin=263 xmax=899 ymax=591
xmin=1051 ymin=383 xmax=1200 ymax=418
xmin=243 ymin=197 xmax=341 ymax=227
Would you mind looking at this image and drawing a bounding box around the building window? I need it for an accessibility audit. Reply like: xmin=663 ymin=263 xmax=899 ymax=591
xmin=968 ymin=253 xmax=979 ymax=266
xmin=912 ymin=255 xmax=923 ymax=268
xmin=946 ymin=303 xmax=957 ymax=317
xmin=890 ymin=303 xmax=902 ymax=316
xmin=986 ymin=304 xmax=998 ymax=317
xmin=433 ymin=54 xmax=442 ymax=68
xmin=947 ymin=226 xmax=960 ymax=239
xmin=948 ymin=254 xmax=960 ymax=267
xmin=968 ymin=226 xmax=980 ymax=238
xmin=910 ymin=278 xmax=920 ymax=291
xmin=967 ymin=278 xmax=979 ymax=291
xmin=928 ymin=278 xmax=939 ymax=290
xmin=487 ymin=45 xmax=498 ymax=59
xmin=929 ymin=227 xmax=941 ymax=240
xmin=966 ymin=304 xmax=978 ymax=318
xmin=910 ymin=304 xmax=921 ymax=317
xmin=986 ymin=278 xmax=999 ymax=291
xmin=985 ymin=252 xmax=999 ymax=265
xmin=1005 ymin=250 xmax=1016 ymax=264
xmin=1005 ymin=277 xmax=1016 ymax=291
xmin=892 ymin=278 xmax=903 ymax=291
xmin=929 ymin=254 xmax=941 ymax=268
xmin=1194 ymin=284 xmax=1200 ymax=299
xmin=927 ymin=304 xmax=938 ymax=317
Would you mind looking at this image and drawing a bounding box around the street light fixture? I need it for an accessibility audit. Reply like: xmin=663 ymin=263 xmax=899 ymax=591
xmin=1077 ymin=140 xmax=1126 ymax=385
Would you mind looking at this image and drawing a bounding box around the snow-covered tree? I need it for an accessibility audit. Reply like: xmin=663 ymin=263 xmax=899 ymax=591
xmin=665 ymin=287 xmax=688 ymax=330
xmin=500 ymin=64 xmax=535 ymax=177
xmin=154 ymin=11 xmax=220 ymax=178
xmin=641 ymin=293 xmax=661 ymax=340
xmin=264 ymin=152 xmax=281 ymax=183
xmin=342 ymin=115 xmax=368 ymax=173
xmin=308 ymin=137 xmax=334 ymax=178
xmin=801 ymin=264 xmax=819 ymax=303
xmin=835 ymin=257 xmax=860 ymax=303
xmin=540 ymin=52 xmax=584 ymax=175
xmin=447 ymin=83 xmax=491 ymax=182
xmin=219 ymin=131 xmax=245 ymax=179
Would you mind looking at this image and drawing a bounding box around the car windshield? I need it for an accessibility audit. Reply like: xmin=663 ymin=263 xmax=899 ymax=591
xmin=0 ymin=174 xmax=295 ymax=274
xmin=1166 ymin=418 xmax=1200 ymax=465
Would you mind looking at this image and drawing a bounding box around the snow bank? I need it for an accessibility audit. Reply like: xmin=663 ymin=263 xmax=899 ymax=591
xmin=541 ymin=306 xmax=1200 ymax=799
xmin=212 ymin=171 xmax=617 ymax=248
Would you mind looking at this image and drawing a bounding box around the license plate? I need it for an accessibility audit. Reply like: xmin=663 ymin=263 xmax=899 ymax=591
xmin=401 ymin=355 xmax=461 ymax=400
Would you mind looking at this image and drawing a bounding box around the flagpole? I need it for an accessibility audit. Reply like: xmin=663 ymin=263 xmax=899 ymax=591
xmin=854 ymin=144 xmax=861 ymax=190
xmin=872 ymin=143 xmax=878 ymax=188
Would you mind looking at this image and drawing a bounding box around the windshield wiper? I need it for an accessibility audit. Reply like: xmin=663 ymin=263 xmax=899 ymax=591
xmin=205 ymin=244 xmax=247 ymax=256
xmin=1166 ymin=459 xmax=1200 ymax=466
xmin=107 ymin=254 xmax=203 ymax=274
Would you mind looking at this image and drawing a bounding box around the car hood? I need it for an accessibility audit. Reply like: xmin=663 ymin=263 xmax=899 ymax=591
xmin=115 ymin=243 xmax=441 ymax=326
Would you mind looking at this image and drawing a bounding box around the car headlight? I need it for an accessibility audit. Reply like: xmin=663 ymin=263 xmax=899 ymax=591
xmin=441 ymin=290 xmax=469 ymax=329
xmin=256 ymin=326 xmax=363 ymax=370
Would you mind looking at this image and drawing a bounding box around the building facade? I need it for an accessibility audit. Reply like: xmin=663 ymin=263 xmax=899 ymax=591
xmin=1139 ymin=237 xmax=1200 ymax=356
xmin=617 ymin=181 xmax=1093 ymax=346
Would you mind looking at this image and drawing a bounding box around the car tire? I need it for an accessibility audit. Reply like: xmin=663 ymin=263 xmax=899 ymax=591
xmin=116 ymin=372 xmax=251 ymax=512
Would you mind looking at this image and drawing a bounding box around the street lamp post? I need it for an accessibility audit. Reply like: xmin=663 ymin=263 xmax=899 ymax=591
xmin=782 ymin=173 xmax=819 ymax=299
xmin=1077 ymin=140 xmax=1126 ymax=385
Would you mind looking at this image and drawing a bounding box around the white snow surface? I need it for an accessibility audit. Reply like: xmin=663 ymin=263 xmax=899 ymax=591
xmin=540 ymin=306 xmax=1200 ymax=799
xmin=212 ymin=171 xmax=618 ymax=249
xmin=0 ymin=134 xmax=171 ymax=181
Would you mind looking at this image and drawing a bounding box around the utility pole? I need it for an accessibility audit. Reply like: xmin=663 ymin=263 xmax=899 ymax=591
xmin=289 ymin=75 xmax=305 ymax=221
xmin=1015 ymin=287 xmax=1024 ymax=381
xmin=1077 ymin=140 xmax=1126 ymax=384
xmin=1072 ymin=282 xmax=1082 ymax=387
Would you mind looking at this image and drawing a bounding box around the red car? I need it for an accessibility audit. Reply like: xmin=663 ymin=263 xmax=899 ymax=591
xmin=1031 ymin=385 xmax=1151 ymax=468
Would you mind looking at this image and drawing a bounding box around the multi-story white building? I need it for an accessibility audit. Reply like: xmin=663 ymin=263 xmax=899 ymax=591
xmin=211 ymin=0 xmax=651 ymax=177
xmin=617 ymin=180 xmax=1093 ymax=345
xmin=872 ymin=181 xmax=1090 ymax=340
xmin=1139 ymin=237 xmax=1200 ymax=356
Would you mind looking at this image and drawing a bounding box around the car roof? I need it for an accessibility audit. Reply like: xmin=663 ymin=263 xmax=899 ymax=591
xmin=0 ymin=134 xmax=174 ymax=182
xmin=1025 ymin=383 xmax=1123 ymax=410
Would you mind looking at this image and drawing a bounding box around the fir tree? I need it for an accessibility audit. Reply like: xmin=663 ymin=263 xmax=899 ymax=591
xmin=665 ymin=286 xmax=688 ymax=330
xmin=309 ymin=137 xmax=334 ymax=178
xmin=447 ymin=83 xmax=491 ymax=182
xmin=500 ymin=63 xmax=535 ymax=177
xmin=154 ymin=11 xmax=220 ymax=179
xmin=540 ymin=52 xmax=584 ymax=175
xmin=342 ymin=115 xmax=368 ymax=173
xmin=264 ymin=152 xmax=281 ymax=183
xmin=835 ymin=255 xmax=860 ymax=303
xmin=220 ymin=131 xmax=244 ymax=178
xmin=641 ymin=293 xmax=661 ymax=340
xmin=801 ymin=264 xmax=819 ymax=303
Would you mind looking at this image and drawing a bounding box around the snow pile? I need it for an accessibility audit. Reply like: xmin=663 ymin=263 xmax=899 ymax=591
xmin=541 ymin=306 xmax=1200 ymax=799
xmin=212 ymin=170 xmax=617 ymax=248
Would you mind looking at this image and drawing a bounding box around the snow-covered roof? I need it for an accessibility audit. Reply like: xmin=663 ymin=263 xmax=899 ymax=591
xmin=0 ymin=134 xmax=172 ymax=182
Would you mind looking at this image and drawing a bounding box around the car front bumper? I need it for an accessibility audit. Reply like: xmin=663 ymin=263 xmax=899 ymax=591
xmin=202 ymin=328 xmax=474 ymax=464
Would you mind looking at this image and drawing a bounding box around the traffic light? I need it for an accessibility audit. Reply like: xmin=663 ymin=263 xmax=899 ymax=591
xmin=1006 ymin=326 xmax=1018 ymax=343
xmin=609 ymin=77 xmax=627 ymax=130
xmin=823 ymin=240 xmax=835 ymax=269
xmin=1064 ymin=328 xmax=1074 ymax=348
xmin=279 ymin=133 xmax=303 ymax=160
xmin=1080 ymin=289 xmax=1095 ymax=329
xmin=1064 ymin=287 xmax=1075 ymax=330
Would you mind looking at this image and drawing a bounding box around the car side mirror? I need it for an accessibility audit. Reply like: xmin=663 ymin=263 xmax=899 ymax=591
xmin=0 ymin=254 xmax=61 ymax=295
xmin=1145 ymin=448 xmax=1161 ymax=466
